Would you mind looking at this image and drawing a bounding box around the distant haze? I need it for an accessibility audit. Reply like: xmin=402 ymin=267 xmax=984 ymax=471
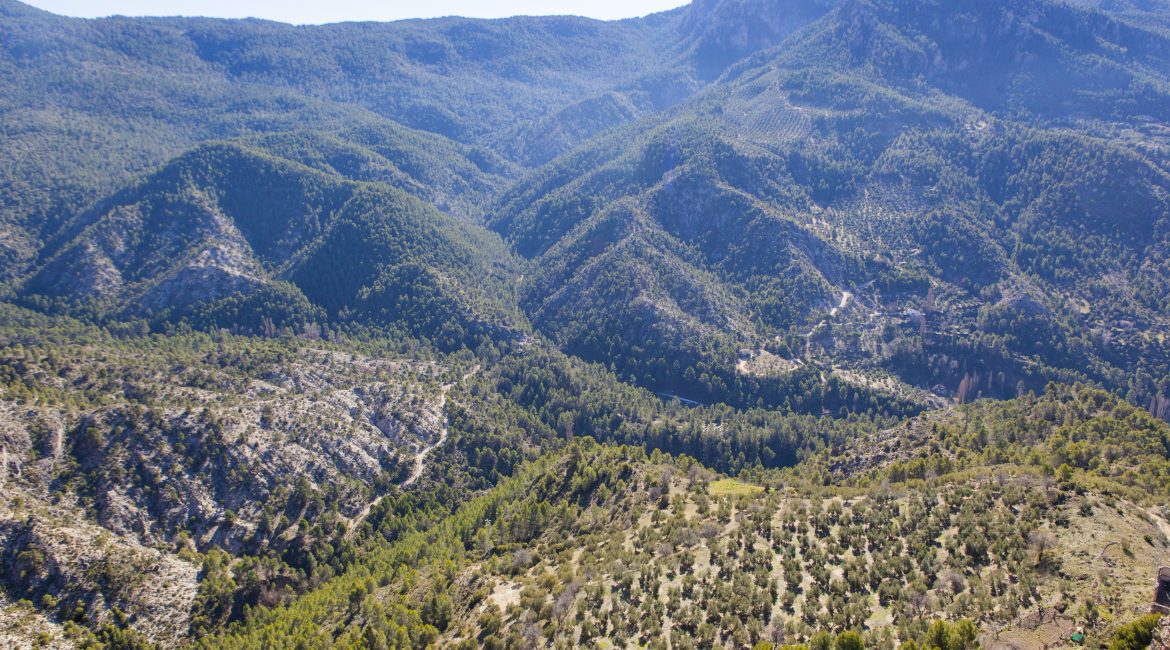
xmin=22 ymin=0 xmax=689 ymax=23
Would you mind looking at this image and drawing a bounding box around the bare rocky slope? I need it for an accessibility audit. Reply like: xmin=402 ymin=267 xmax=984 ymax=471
xmin=0 ymin=306 xmax=465 ymax=646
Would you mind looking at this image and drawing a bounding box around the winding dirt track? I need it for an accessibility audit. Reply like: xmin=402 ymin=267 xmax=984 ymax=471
xmin=401 ymin=365 xmax=479 ymax=487
xmin=345 ymin=365 xmax=479 ymax=538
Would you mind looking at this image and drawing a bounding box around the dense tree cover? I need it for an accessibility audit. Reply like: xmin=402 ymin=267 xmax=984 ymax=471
xmin=490 ymin=71 xmax=1170 ymax=415
xmin=790 ymin=0 xmax=1170 ymax=123
xmin=484 ymin=345 xmax=896 ymax=474
xmin=790 ymin=383 xmax=1170 ymax=501
xmin=3 ymin=0 xmax=1170 ymax=646
xmin=15 ymin=141 xmax=526 ymax=351
xmin=0 ymin=0 xmax=695 ymax=246
xmin=6 ymin=0 xmax=1170 ymax=418
xmin=477 ymin=0 xmax=1170 ymax=417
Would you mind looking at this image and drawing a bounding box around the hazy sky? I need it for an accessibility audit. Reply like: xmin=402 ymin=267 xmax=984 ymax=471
xmin=23 ymin=0 xmax=689 ymax=24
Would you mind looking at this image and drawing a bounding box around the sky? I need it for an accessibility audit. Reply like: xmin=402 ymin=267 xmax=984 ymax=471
xmin=22 ymin=0 xmax=689 ymax=24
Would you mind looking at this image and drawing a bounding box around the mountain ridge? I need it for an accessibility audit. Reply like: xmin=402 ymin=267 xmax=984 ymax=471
xmin=2 ymin=0 xmax=1170 ymax=646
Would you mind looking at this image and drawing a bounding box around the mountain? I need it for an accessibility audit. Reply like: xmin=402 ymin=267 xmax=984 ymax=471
xmin=0 ymin=0 xmax=685 ymax=285
xmin=771 ymin=0 xmax=1170 ymax=124
xmin=680 ymin=0 xmax=838 ymax=78
xmin=16 ymin=142 xmax=526 ymax=347
xmin=2 ymin=0 xmax=1170 ymax=647
xmin=489 ymin=0 xmax=1170 ymax=410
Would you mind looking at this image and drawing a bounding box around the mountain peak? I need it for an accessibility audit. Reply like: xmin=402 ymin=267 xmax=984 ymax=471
xmin=680 ymin=0 xmax=838 ymax=77
xmin=0 ymin=0 xmax=48 ymax=18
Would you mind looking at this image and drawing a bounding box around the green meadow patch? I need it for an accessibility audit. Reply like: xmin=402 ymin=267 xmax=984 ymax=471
xmin=709 ymin=478 xmax=764 ymax=496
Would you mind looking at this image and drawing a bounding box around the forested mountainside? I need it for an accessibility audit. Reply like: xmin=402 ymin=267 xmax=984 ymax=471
xmin=2 ymin=0 xmax=1170 ymax=647
xmin=492 ymin=0 xmax=1170 ymax=411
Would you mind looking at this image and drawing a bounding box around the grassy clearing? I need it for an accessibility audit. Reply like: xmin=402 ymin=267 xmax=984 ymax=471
xmin=709 ymin=478 xmax=764 ymax=496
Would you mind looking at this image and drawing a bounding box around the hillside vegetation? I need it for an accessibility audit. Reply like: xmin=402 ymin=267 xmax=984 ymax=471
xmin=203 ymin=402 xmax=1170 ymax=649
xmin=2 ymin=0 xmax=1170 ymax=647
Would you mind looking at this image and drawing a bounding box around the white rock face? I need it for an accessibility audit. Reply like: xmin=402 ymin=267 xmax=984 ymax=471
xmin=0 ymin=338 xmax=451 ymax=646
